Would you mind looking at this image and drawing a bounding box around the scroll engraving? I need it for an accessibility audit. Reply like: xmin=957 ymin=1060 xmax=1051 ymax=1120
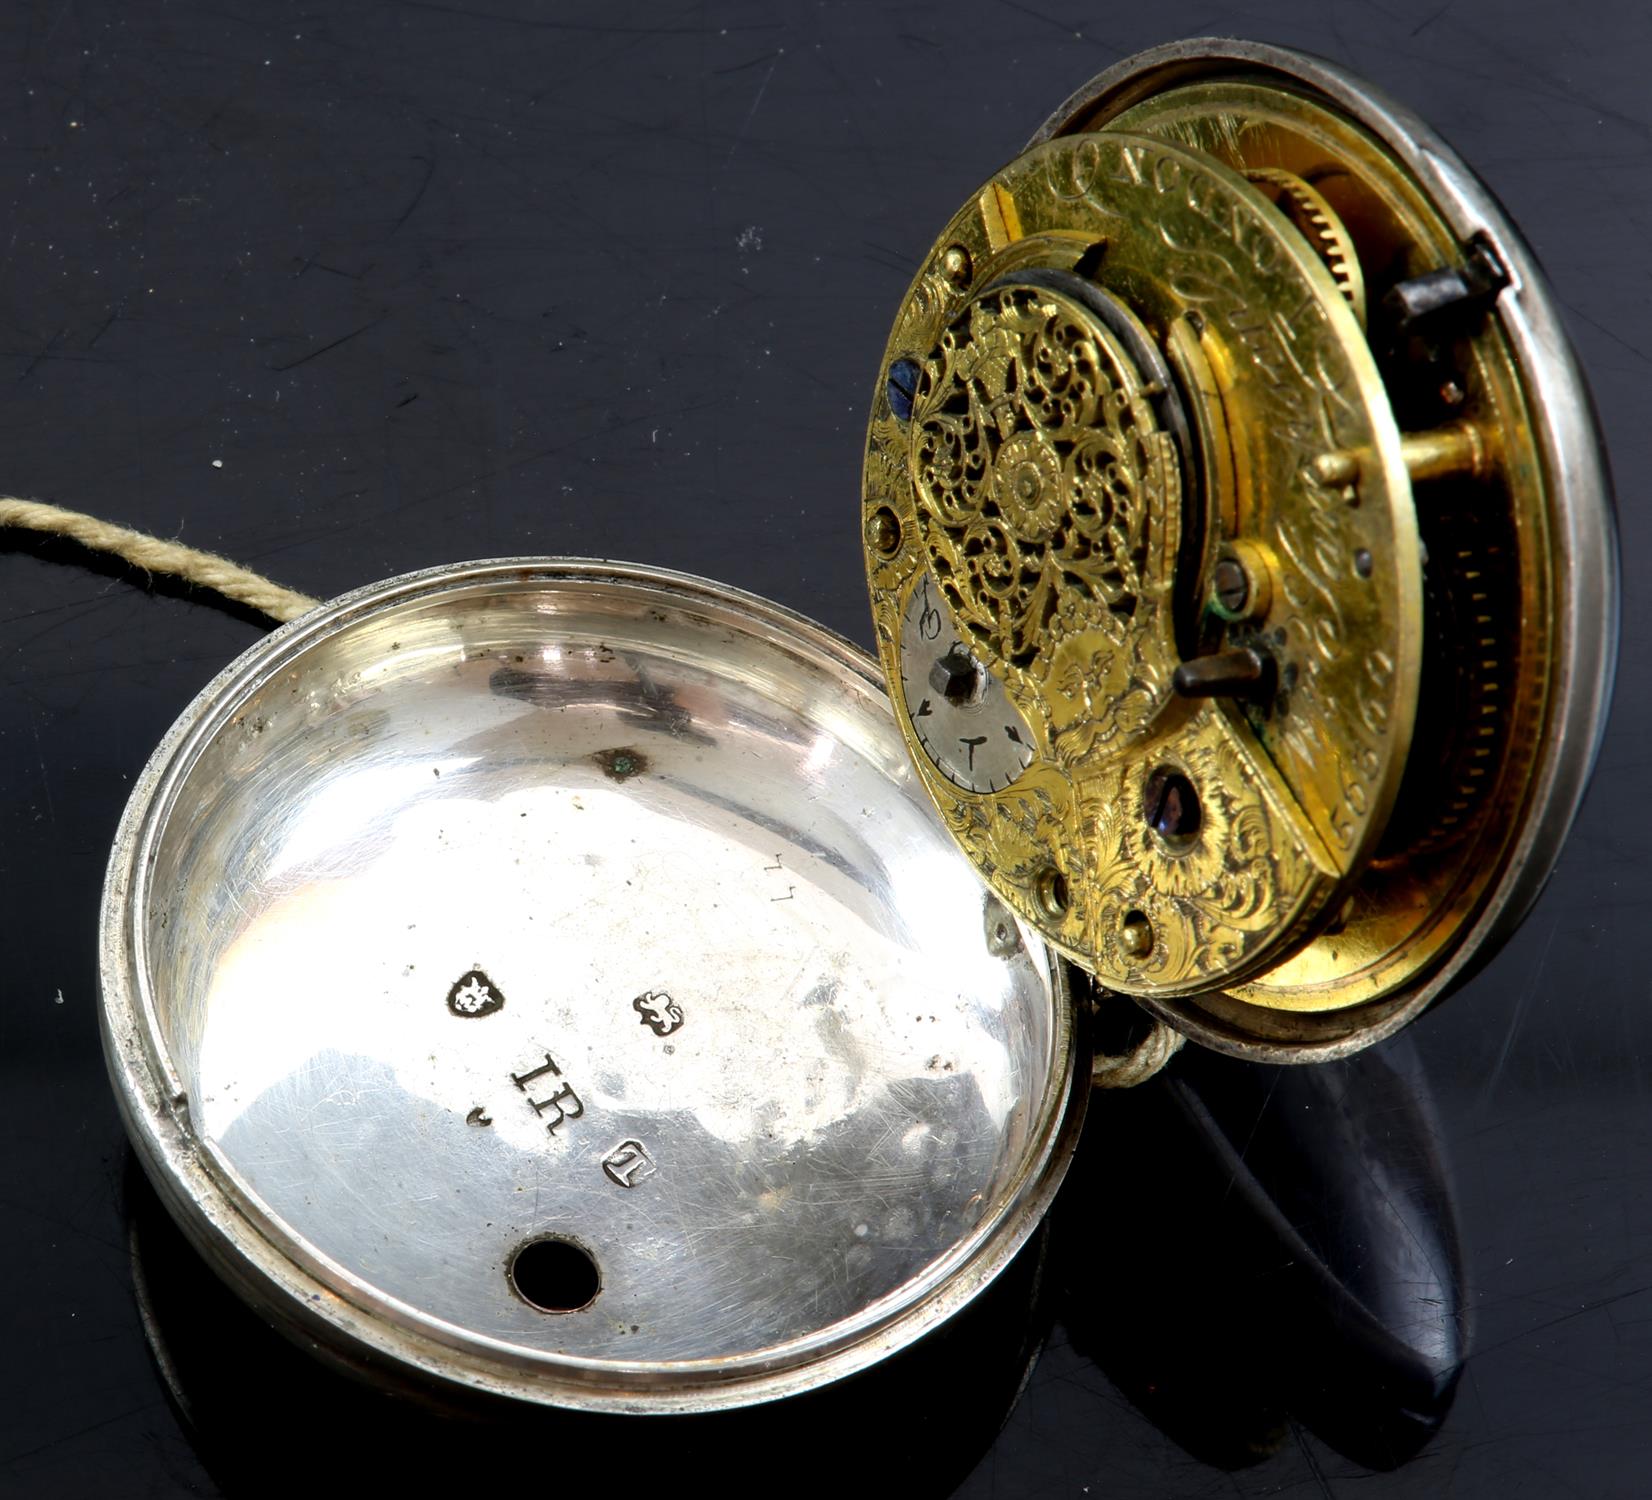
xmin=907 ymin=284 xmax=1180 ymax=686
xmin=862 ymin=131 xmax=1410 ymax=994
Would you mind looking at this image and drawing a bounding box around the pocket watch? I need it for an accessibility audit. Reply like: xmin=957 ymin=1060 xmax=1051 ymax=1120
xmin=100 ymin=39 xmax=1615 ymax=1417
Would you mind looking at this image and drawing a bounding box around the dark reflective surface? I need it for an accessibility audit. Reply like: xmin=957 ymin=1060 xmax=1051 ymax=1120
xmin=99 ymin=969 xmax=1575 ymax=1499
xmin=1061 ymin=1019 xmax=1465 ymax=1472
xmin=124 ymin=1019 xmax=1468 ymax=1497
xmin=125 ymin=1158 xmax=1050 ymax=1500
xmin=1 ymin=1 xmax=1645 ymax=1494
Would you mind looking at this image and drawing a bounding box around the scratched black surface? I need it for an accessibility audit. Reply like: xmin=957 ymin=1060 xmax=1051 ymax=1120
xmin=0 ymin=2 xmax=1647 ymax=1496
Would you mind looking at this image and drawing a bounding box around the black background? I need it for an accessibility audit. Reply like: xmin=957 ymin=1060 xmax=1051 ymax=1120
xmin=1 ymin=1 xmax=1647 ymax=1495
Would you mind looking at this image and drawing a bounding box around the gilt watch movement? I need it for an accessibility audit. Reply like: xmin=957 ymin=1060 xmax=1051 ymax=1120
xmin=864 ymin=37 xmax=1617 ymax=1061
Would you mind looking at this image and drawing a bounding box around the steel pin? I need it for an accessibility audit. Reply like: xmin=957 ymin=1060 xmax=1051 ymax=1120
xmin=1172 ymin=648 xmax=1273 ymax=700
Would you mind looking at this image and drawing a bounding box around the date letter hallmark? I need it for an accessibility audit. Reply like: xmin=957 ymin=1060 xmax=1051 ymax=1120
xmin=632 ymin=990 xmax=683 ymax=1037
xmin=510 ymin=1052 xmax=584 ymax=1136
xmin=601 ymin=1139 xmax=656 ymax=1189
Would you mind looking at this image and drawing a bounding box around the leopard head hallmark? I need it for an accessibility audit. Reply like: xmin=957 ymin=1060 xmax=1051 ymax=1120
xmin=447 ymin=969 xmax=505 ymax=1018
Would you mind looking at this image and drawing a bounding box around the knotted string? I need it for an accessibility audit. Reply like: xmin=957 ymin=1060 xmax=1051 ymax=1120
xmin=1092 ymin=1017 xmax=1186 ymax=1088
xmin=0 ymin=497 xmax=318 ymax=623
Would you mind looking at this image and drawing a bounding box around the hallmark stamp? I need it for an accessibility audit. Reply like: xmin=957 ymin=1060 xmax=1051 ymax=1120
xmin=632 ymin=990 xmax=683 ymax=1037
xmin=447 ymin=968 xmax=504 ymax=1018
xmin=511 ymin=1052 xmax=584 ymax=1135
xmin=602 ymin=1139 xmax=656 ymax=1188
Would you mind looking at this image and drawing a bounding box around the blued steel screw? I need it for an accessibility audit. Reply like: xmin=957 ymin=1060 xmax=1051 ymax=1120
xmin=887 ymin=358 xmax=920 ymax=422
xmin=1212 ymin=556 xmax=1250 ymax=617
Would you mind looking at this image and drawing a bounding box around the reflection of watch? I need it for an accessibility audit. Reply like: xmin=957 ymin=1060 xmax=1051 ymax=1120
xmin=898 ymin=570 xmax=1035 ymax=793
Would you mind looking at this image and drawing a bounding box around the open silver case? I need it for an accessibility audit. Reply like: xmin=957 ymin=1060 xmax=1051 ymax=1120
xmin=98 ymin=40 xmax=1616 ymax=1417
xmin=104 ymin=560 xmax=1082 ymax=1412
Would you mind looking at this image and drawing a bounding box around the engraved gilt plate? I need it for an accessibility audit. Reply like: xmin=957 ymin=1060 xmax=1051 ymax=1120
xmin=865 ymin=132 xmax=1414 ymax=1000
xmin=864 ymin=38 xmax=1614 ymax=1061
xmin=101 ymin=561 xmax=1081 ymax=1414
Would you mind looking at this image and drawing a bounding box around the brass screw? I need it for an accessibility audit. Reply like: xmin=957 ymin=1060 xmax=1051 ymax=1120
xmin=941 ymin=244 xmax=972 ymax=287
xmin=867 ymin=505 xmax=901 ymax=556
xmin=1119 ymin=910 xmax=1153 ymax=959
xmin=1207 ymin=543 xmax=1273 ymax=622
xmin=1036 ymin=865 xmax=1070 ymax=919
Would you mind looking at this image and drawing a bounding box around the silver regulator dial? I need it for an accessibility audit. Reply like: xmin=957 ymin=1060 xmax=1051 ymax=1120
xmin=897 ymin=570 xmax=1037 ymax=795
